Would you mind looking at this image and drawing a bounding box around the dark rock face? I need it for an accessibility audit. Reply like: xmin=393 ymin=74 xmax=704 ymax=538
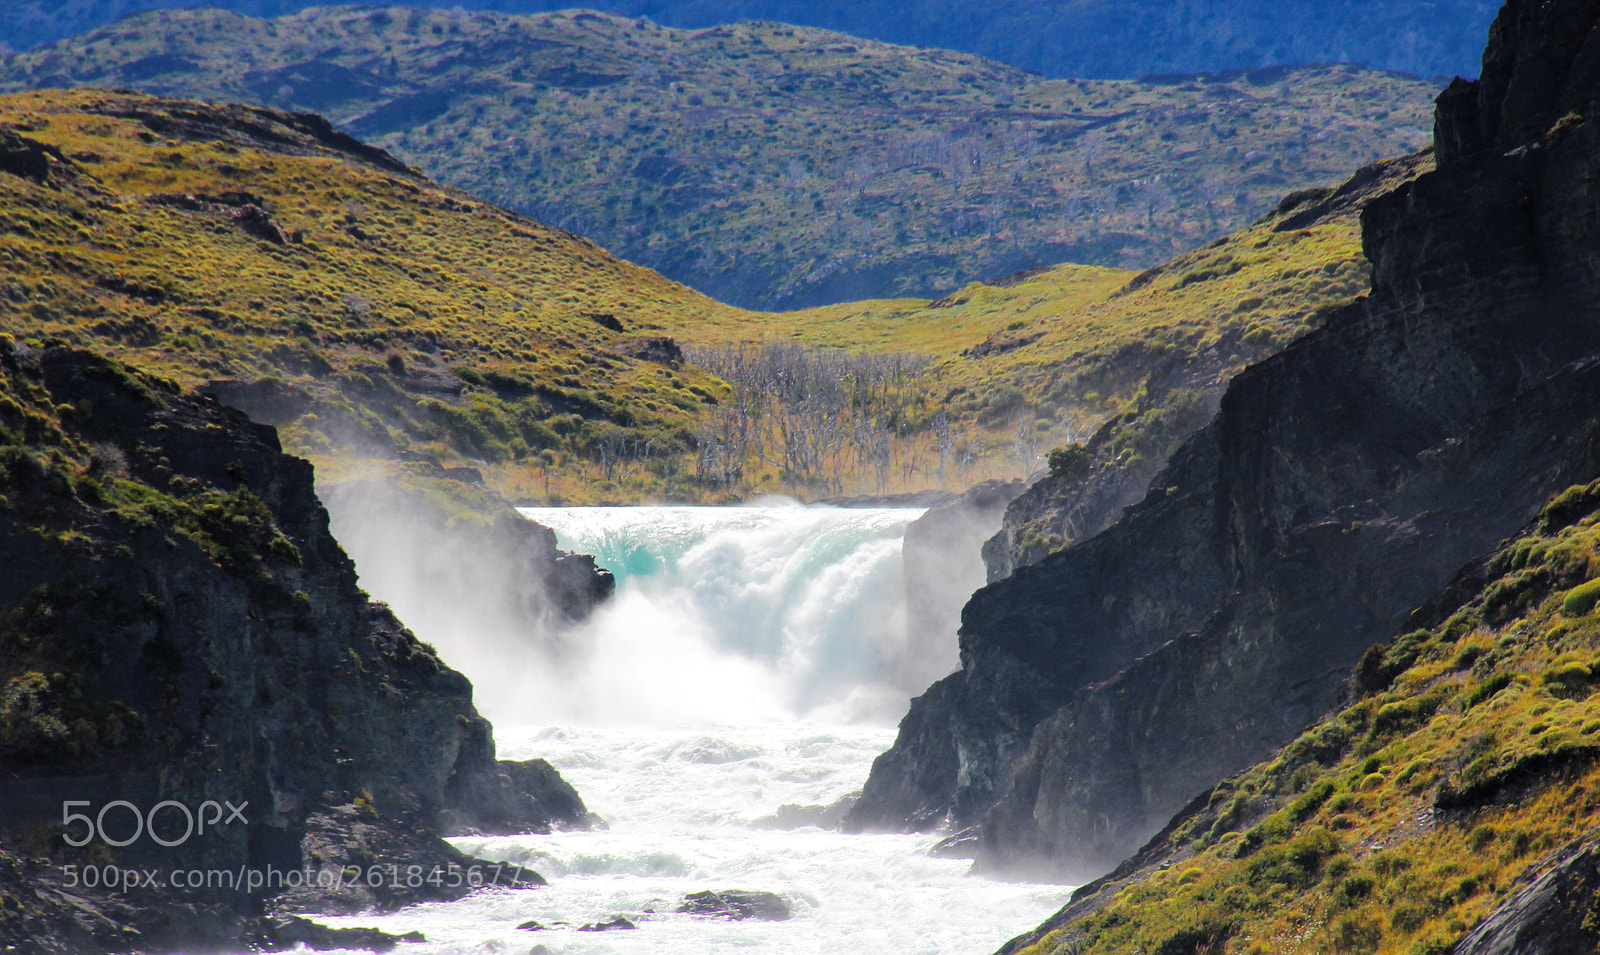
xmin=0 ymin=128 xmax=75 ymax=184
xmin=319 ymin=477 xmax=614 ymax=647
xmin=444 ymin=757 xmax=600 ymax=836
xmin=677 ymin=889 xmax=792 ymax=921
xmin=854 ymin=0 xmax=1600 ymax=881
xmin=979 ymin=396 xmax=1215 ymax=583
xmin=630 ymin=336 xmax=684 ymax=367
xmin=203 ymin=381 xmax=616 ymax=648
xmin=1451 ymin=828 xmax=1600 ymax=955
xmin=0 ymin=347 xmax=583 ymax=949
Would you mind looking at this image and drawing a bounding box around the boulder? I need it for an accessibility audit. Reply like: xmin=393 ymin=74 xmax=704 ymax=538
xmin=678 ymin=890 xmax=792 ymax=921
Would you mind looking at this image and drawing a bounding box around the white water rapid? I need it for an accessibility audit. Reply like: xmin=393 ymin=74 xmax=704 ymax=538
xmin=314 ymin=503 xmax=1066 ymax=955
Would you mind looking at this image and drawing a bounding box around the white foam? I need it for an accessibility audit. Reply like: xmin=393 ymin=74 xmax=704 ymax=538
xmin=312 ymin=723 xmax=1069 ymax=955
xmin=300 ymin=507 xmax=1064 ymax=954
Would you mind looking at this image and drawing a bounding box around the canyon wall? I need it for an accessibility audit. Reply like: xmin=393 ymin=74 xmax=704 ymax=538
xmin=851 ymin=0 xmax=1600 ymax=881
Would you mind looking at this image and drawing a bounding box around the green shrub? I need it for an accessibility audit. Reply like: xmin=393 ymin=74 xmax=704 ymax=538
xmin=1329 ymin=914 xmax=1381 ymax=953
xmin=1563 ymin=579 xmax=1600 ymax=616
xmin=1047 ymin=443 xmax=1093 ymax=481
xmin=1370 ymin=690 xmax=1447 ymax=737
xmin=1540 ymin=480 xmax=1600 ymax=531
xmin=1286 ymin=781 xmax=1335 ymax=823
xmin=1462 ymin=672 xmax=1514 ymax=709
xmin=1219 ymin=885 xmax=1256 ymax=911
xmin=1409 ymin=936 xmax=1455 ymax=955
xmin=1541 ymin=660 xmax=1593 ymax=697
xmin=1208 ymin=794 xmax=1248 ymax=839
xmin=1324 ymin=853 xmax=1354 ymax=881
xmin=1452 ymin=640 xmax=1490 ymax=670
xmin=1332 ymin=873 xmax=1375 ymax=908
xmin=1395 ymin=759 xmax=1429 ymax=789
xmin=1356 ymin=630 xmax=1434 ymax=693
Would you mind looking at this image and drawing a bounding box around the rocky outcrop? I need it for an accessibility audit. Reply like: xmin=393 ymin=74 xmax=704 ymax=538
xmin=318 ymin=476 xmax=613 ymax=645
xmin=202 ymin=382 xmax=615 ymax=656
xmin=852 ymin=0 xmax=1600 ymax=880
xmin=0 ymin=346 xmax=587 ymax=951
xmin=1451 ymin=827 xmax=1600 ymax=955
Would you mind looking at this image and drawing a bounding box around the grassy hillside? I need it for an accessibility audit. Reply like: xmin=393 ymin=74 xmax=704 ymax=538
xmin=0 ymin=88 xmax=751 ymax=497
xmin=1007 ymin=481 xmax=1600 ymax=955
xmin=0 ymin=0 xmax=1499 ymax=82
xmin=741 ymin=151 xmax=1430 ymax=494
xmin=0 ymin=6 xmax=1439 ymax=308
xmin=0 ymin=88 xmax=1426 ymax=504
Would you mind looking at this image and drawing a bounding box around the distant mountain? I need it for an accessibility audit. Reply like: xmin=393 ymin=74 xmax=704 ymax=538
xmin=2 ymin=0 xmax=1500 ymax=80
xmin=0 ymin=6 xmax=1439 ymax=309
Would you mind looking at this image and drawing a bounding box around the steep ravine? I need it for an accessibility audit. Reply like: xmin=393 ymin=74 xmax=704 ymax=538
xmin=849 ymin=0 xmax=1600 ymax=885
xmin=0 ymin=345 xmax=598 ymax=952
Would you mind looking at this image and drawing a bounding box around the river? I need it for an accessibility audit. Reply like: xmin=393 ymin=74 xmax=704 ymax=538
xmin=314 ymin=503 xmax=1066 ymax=954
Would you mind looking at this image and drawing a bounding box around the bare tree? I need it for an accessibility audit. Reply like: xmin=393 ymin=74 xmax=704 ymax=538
xmin=1012 ymin=414 xmax=1042 ymax=474
xmin=931 ymin=411 xmax=954 ymax=486
xmin=1080 ymin=130 xmax=1108 ymax=179
xmin=595 ymin=428 xmax=628 ymax=482
xmin=1138 ymin=176 xmax=1176 ymax=226
xmin=1199 ymin=174 xmax=1223 ymax=229
xmin=687 ymin=343 xmax=933 ymax=494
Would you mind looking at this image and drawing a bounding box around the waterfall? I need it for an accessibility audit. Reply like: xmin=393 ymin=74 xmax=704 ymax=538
xmin=313 ymin=501 xmax=1067 ymax=953
xmin=516 ymin=501 xmax=931 ymax=726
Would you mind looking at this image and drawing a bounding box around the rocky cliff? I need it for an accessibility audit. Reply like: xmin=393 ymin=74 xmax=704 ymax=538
xmin=850 ymin=0 xmax=1600 ymax=881
xmin=0 ymin=344 xmax=593 ymax=952
xmin=207 ymin=380 xmax=616 ymax=685
xmin=992 ymin=477 xmax=1600 ymax=954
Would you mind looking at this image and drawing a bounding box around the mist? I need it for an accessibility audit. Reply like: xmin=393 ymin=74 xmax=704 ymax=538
xmin=316 ymin=472 xmax=613 ymax=724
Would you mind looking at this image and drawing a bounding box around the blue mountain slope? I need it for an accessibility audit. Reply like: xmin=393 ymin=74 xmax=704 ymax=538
xmin=6 ymin=0 xmax=1499 ymax=80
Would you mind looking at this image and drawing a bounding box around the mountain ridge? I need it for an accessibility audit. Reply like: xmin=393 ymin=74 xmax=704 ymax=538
xmin=0 ymin=0 xmax=1499 ymax=82
xmin=0 ymin=5 xmax=1440 ymax=309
